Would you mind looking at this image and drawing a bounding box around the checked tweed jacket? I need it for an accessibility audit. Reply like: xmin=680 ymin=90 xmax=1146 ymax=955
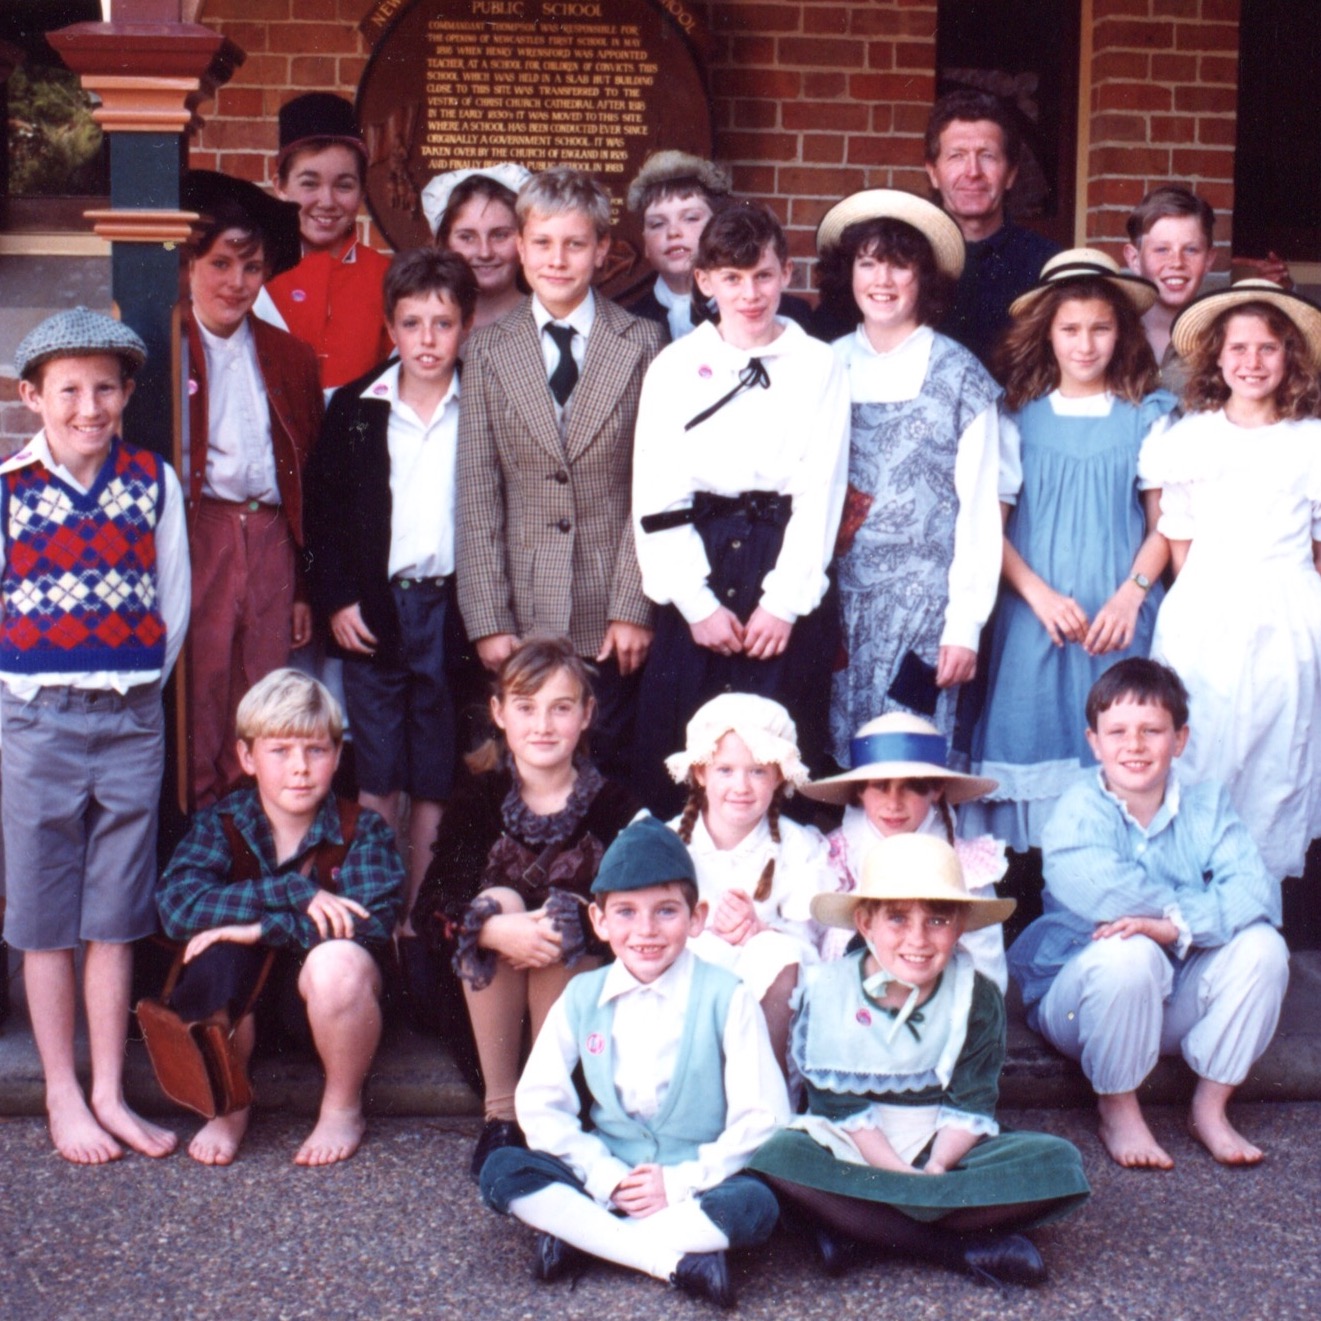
xmin=456 ymin=295 xmax=663 ymax=656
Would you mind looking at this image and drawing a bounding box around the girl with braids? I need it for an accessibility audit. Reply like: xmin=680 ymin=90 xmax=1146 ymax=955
xmin=967 ymin=250 xmax=1176 ymax=849
xmin=411 ymin=636 xmax=640 ymax=1182
xmin=663 ymin=694 xmax=834 ymax=1074
xmin=803 ymin=714 xmax=1008 ymax=990
xmin=1140 ymin=280 xmax=1321 ymax=880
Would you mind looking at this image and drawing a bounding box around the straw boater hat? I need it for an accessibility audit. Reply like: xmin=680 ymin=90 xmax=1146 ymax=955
xmin=814 ymin=189 xmax=965 ymax=280
xmin=420 ymin=163 xmax=533 ymax=236
xmin=811 ymin=833 xmax=1016 ymax=933
xmin=1008 ymin=247 xmax=1158 ymax=318
xmin=626 ymin=150 xmax=732 ymax=212
xmin=1170 ymin=277 xmax=1321 ymax=370
xmin=800 ymin=713 xmax=996 ymax=807
xmin=664 ymin=692 xmax=809 ymax=793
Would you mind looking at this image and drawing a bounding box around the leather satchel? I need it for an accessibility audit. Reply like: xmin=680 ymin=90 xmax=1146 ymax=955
xmin=136 ymin=799 xmax=362 ymax=1118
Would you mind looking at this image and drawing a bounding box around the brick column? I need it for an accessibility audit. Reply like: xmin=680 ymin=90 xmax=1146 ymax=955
xmin=1086 ymin=0 xmax=1241 ymax=256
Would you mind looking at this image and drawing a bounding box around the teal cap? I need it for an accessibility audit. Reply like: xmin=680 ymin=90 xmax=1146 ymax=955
xmin=590 ymin=815 xmax=696 ymax=895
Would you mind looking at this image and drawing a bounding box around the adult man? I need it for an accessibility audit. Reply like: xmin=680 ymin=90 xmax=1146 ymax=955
xmin=925 ymin=90 xmax=1059 ymax=365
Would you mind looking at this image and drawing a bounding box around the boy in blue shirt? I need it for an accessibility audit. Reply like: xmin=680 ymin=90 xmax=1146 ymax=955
xmin=480 ymin=815 xmax=787 ymax=1309
xmin=1009 ymin=658 xmax=1288 ymax=1170
xmin=4 ymin=308 xmax=190 ymax=1164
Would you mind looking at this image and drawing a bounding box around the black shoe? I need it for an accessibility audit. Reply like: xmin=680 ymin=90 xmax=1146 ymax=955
xmin=814 ymin=1222 xmax=860 ymax=1277
xmin=470 ymin=1118 xmax=524 ymax=1183
xmin=672 ymin=1251 xmax=735 ymax=1309
xmin=534 ymin=1233 xmax=588 ymax=1284
xmin=961 ymin=1233 xmax=1047 ymax=1288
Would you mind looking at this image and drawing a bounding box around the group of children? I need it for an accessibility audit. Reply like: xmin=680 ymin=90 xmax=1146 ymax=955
xmin=1 ymin=87 xmax=1315 ymax=1307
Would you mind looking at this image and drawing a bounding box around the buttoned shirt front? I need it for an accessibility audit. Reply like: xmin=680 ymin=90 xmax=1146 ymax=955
xmin=197 ymin=317 xmax=281 ymax=505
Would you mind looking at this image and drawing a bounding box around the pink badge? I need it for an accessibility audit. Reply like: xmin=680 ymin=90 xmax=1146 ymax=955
xmin=372 ymin=384 xmax=389 ymax=396
xmin=586 ymin=1032 xmax=605 ymax=1055
xmin=698 ymin=365 xmax=712 ymax=379
xmin=187 ymin=379 xmax=199 ymax=396
xmin=291 ymin=289 xmax=307 ymax=303
xmin=855 ymin=1008 xmax=872 ymax=1027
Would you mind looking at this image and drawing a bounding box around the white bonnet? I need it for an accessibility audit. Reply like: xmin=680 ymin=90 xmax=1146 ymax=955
xmin=421 ymin=163 xmax=532 ymax=235
xmin=664 ymin=693 xmax=808 ymax=791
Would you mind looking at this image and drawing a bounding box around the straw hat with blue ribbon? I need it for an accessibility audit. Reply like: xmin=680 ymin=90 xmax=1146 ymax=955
xmin=800 ymin=712 xmax=997 ymax=807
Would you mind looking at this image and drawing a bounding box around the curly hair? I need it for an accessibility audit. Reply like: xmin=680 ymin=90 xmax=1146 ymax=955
xmin=1181 ymin=301 xmax=1321 ymax=421
xmin=816 ymin=217 xmax=951 ymax=334
xmin=995 ymin=276 xmax=1159 ymax=410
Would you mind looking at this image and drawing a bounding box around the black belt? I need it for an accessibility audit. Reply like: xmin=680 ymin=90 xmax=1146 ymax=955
xmin=641 ymin=489 xmax=793 ymax=534
xmin=392 ymin=574 xmax=452 ymax=591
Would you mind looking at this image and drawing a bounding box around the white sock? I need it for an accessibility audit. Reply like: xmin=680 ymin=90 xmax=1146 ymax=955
xmin=508 ymin=1185 xmax=681 ymax=1281
xmin=640 ymin=1199 xmax=731 ymax=1256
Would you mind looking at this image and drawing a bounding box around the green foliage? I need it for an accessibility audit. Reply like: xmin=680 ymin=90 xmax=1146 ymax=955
xmin=7 ymin=62 xmax=107 ymax=196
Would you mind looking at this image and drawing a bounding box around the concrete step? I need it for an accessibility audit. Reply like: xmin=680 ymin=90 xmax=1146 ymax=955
xmin=3 ymin=951 xmax=1319 ymax=1118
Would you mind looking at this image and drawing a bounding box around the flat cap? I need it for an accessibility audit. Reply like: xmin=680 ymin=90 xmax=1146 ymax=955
xmin=14 ymin=306 xmax=147 ymax=381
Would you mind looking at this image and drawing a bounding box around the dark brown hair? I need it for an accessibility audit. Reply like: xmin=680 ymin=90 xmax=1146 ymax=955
xmin=465 ymin=636 xmax=595 ymax=774
xmin=924 ymin=90 xmax=1021 ymax=168
xmin=816 ymin=217 xmax=951 ymax=333
xmin=383 ymin=247 xmax=478 ymax=323
xmin=995 ymin=277 xmax=1159 ymax=409
xmin=694 ymin=200 xmax=789 ymax=271
xmin=1085 ymin=657 xmax=1189 ymax=732
xmin=1126 ymin=185 xmax=1215 ymax=247
xmin=434 ymin=173 xmax=519 ymax=246
xmin=276 ymin=138 xmax=366 ymax=187
xmin=187 ymin=200 xmax=267 ymax=267
xmin=1181 ymin=301 xmax=1321 ymax=421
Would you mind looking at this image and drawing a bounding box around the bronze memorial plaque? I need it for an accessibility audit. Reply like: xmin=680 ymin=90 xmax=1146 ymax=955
xmin=357 ymin=0 xmax=712 ymax=296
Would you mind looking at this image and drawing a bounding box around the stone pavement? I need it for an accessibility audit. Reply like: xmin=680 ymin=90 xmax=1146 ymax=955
xmin=3 ymin=950 xmax=1321 ymax=1118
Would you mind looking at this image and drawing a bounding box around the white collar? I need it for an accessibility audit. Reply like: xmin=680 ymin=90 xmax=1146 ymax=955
xmin=196 ymin=313 xmax=254 ymax=357
xmin=1095 ymin=766 xmax=1182 ymax=832
xmin=532 ymin=290 xmax=596 ymax=341
xmin=598 ymin=944 xmax=694 ymax=1005
xmin=850 ymin=321 xmax=930 ymax=360
xmin=358 ymin=360 xmax=460 ymax=411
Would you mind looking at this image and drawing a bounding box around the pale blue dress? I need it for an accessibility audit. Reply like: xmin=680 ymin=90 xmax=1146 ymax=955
xmin=968 ymin=389 xmax=1176 ymax=850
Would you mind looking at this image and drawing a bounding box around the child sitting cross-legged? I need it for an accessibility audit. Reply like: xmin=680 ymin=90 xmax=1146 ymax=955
xmin=748 ymin=834 xmax=1089 ymax=1288
xmin=480 ymin=815 xmax=789 ymax=1310
xmin=1009 ymin=657 xmax=1290 ymax=1169
xmin=156 ymin=668 xmax=403 ymax=1167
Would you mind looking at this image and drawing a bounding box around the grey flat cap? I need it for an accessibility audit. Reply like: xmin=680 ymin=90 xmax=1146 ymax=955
xmin=14 ymin=306 xmax=148 ymax=381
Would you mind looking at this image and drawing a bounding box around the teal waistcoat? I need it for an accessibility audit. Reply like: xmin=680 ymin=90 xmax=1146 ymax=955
xmin=563 ymin=955 xmax=739 ymax=1168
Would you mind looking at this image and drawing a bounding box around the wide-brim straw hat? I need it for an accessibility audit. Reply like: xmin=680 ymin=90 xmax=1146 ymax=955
xmin=664 ymin=692 xmax=808 ymax=792
xmin=1170 ymin=278 xmax=1321 ymax=369
xmin=815 ymin=189 xmax=965 ymax=280
xmin=800 ymin=713 xmax=997 ymax=807
xmin=1008 ymin=247 xmax=1158 ymax=318
xmin=811 ymin=833 xmax=1016 ymax=933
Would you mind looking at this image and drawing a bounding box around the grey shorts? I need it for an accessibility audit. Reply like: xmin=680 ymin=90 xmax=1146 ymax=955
xmin=1 ymin=681 xmax=164 ymax=951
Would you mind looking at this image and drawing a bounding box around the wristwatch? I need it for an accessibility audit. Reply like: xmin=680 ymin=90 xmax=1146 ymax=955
xmin=1130 ymin=572 xmax=1152 ymax=592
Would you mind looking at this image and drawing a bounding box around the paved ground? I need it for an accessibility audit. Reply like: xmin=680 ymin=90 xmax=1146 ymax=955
xmin=3 ymin=1101 xmax=1318 ymax=1321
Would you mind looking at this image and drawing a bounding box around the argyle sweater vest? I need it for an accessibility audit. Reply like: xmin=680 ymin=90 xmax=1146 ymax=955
xmin=0 ymin=439 xmax=166 ymax=675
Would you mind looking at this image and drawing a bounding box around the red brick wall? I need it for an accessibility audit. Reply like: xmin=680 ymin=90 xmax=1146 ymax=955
xmin=192 ymin=0 xmax=1242 ymax=280
xmin=1086 ymin=0 xmax=1240 ymax=257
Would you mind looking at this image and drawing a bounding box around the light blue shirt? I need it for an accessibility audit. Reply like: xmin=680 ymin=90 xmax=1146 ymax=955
xmin=1008 ymin=769 xmax=1281 ymax=1008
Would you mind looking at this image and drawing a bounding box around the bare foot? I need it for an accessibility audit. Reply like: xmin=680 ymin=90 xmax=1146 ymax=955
xmin=48 ymin=1084 xmax=123 ymax=1165
xmin=294 ymin=1107 xmax=366 ymax=1167
xmin=1097 ymin=1092 xmax=1174 ymax=1170
xmin=92 ymin=1095 xmax=178 ymax=1159
xmin=1190 ymin=1086 xmax=1263 ymax=1165
xmin=188 ymin=1108 xmax=251 ymax=1166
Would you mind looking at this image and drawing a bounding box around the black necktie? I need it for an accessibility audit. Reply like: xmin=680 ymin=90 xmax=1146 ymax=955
xmin=545 ymin=323 xmax=578 ymax=406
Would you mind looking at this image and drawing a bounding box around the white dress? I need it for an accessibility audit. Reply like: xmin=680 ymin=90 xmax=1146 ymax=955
xmin=1139 ymin=408 xmax=1321 ymax=879
xmin=667 ymin=812 xmax=834 ymax=998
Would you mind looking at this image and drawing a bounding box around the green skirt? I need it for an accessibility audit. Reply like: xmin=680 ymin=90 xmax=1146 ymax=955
xmin=748 ymin=1127 xmax=1090 ymax=1226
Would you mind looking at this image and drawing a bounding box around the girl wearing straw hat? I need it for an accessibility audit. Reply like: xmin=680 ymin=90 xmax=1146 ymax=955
xmin=747 ymin=833 xmax=1089 ymax=1288
xmin=1138 ymin=279 xmax=1321 ymax=881
xmin=802 ymin=712 xmax=1007 ymax=990
xmin=967 ymin=250 xmax=1177 ymax=849
xmin=815 ymin=190 xmax=1003 ymax=757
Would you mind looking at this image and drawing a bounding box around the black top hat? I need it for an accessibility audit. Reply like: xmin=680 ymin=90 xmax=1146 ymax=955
xmin=182 ymin=170 xmax=303 ymax=278
xmin=278 ymin=92 xmax=367 ymax=168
